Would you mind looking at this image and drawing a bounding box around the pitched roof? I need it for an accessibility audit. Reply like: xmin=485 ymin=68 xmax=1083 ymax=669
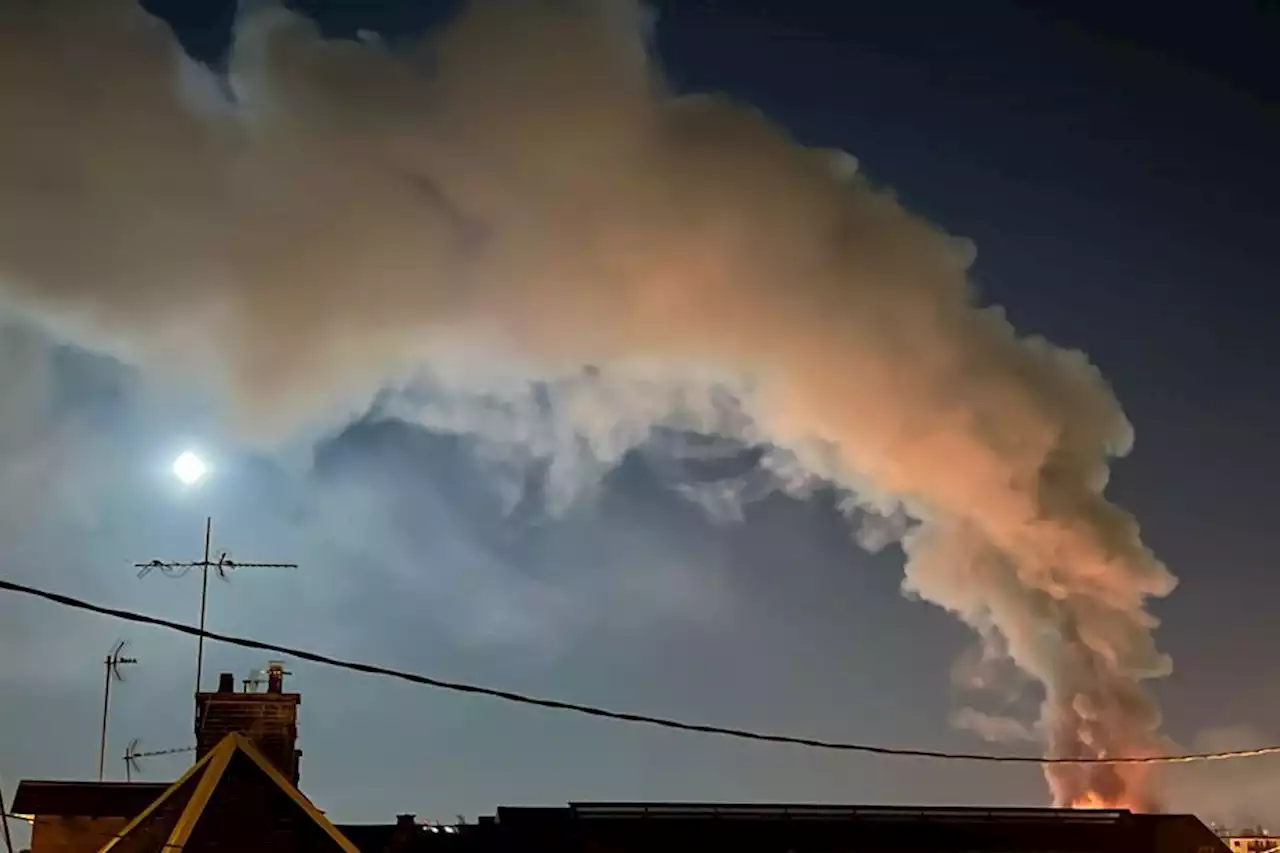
xmin=11 ymin=781 xmax=170 ymax=818
xmin=334 ymin=824 xmax=398 ymax=852
xmin=98 ymin=732 xmax=359 ymax=853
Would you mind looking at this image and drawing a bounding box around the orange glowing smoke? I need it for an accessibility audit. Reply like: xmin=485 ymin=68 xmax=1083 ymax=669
xmin=1068 ymin=792 xmax=1144 ymax=812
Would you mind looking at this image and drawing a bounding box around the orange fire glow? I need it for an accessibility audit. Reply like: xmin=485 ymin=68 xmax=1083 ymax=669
xmin=1068 ymin=793 xmax=1142 ymax=811
xmin=1070 ymin=793 xmax=1112 ymax=809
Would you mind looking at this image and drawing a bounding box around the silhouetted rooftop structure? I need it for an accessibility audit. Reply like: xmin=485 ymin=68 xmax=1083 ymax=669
xmin=93 ymin=732 xmax=358 ymax=853
xmin=13 ymin=666 xmax=1231 ymax=853
xmin=343 ymin=802 xmax=1231 ymax=853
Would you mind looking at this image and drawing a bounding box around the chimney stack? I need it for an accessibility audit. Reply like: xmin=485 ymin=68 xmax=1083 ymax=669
xmin=390 ymin=814 xmax=421 ymax=850
xmin=195 ymin=661 xmax=301 ymax=784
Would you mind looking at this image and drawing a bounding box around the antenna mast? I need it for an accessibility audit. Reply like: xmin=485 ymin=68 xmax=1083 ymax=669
xmin=0 ymin=780 xmax=13 ymax=853
xmin=135 ymin=516 xmax=297 ymax=696
xmin=98 ymin=640 xmax=137 ymax=781
xmin=122 ymin=741 xmax=196 ymax=783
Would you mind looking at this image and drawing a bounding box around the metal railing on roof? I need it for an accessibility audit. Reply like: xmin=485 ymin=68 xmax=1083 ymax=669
xmin=567 ymin=803 xmax=1133 ymax=823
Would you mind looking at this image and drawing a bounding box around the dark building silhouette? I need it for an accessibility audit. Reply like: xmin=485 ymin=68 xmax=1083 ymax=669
xmin=11 ymin=782 xmax=169 ymax=853
xmin=98 ymin=732 xmax=356 ymax=853
xmin=14 ymin=669 xmax=1232 ymax=853
xmin=14 ymin=665 xmax=314 ymax=853
xmin=343 ymin=803 xmax=1232 ymax=853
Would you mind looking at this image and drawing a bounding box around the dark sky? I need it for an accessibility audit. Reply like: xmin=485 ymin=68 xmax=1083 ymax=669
xmin=2 ymin=0 xmax=1278 ymax=838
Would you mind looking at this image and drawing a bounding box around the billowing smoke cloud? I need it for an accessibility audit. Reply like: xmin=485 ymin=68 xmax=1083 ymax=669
xmin=0 ymin=320 xmax=131 ymax=537
xmin=951 ymin=708 xmax=1037 ymax=745
xmin=0 ymin=0 xmax=1178 ymax=805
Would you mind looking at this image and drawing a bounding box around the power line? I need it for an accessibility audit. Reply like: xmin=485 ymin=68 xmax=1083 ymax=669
xmin=2 ymin=576 xmax=1278 ymax=767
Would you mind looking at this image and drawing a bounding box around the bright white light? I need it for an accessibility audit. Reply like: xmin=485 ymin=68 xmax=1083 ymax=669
xmin=172 ymin=451 xmax=209 ymax=486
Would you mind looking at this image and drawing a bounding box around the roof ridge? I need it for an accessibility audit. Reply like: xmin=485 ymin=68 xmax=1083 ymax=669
xmin=97 ymin=740 xmax=228 ymax=853
xmin=97 ymin=733 xmax=358 ymax=853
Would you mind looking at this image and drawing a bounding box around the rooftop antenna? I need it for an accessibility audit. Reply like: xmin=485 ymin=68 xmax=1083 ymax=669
xmin=122 ymin=740 xmax=196 ymax=783
xmin=242 ymin=666 xmax=266 ymax=694
xmin=122 ymin=739 xmax=140 ymax=782
xmin=98 ymin=640 xmax=138 ymax=781
xmin=0 ymin=779 xmax=13 ymax=853
xmin=135 ymin=517 xmax=297 ymax=697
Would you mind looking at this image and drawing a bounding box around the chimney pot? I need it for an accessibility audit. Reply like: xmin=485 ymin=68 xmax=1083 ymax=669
xmin=267 ymin=661 xmax=285 ymax=693
xmin=217 ymin=672 xmax=234 ymax=693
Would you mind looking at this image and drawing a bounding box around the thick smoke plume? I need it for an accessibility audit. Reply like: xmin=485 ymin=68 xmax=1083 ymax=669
xmin=0 ymin=0 xmax=1177 ymax=805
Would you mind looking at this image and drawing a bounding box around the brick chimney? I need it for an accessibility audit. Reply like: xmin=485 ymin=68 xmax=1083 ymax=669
xmin=195 ymin=662 xmax=303 ymax=785
xmin=389 ymin=815 xmax=421 ymax=852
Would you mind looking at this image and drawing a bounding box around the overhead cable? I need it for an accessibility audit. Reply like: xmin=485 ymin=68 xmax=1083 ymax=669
xmin=2 ymin=577 xmax=1276 ymax=766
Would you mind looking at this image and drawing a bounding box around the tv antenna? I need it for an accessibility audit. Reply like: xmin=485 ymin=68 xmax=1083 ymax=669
xmin=0 ymin=779 xmax=13 ymax=853
xmin=135 ymin=517 xmax=297 ymax=696
xmin=98 ymin=640 xmax=138 ymax=781
xmin=242 ymin=666 xmax=266 ymax=694
xmin=122 ymin=740 xmax=196 ymax=783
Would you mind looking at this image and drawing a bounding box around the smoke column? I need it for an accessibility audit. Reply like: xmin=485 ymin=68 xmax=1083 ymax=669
xmin=0 ymin=0 xmax=1177 ymax=805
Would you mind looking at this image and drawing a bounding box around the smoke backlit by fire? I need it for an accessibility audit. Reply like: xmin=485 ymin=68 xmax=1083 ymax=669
xmin=0 ymin=0 xmax=1178 ymax=808
xmin=1070 ymin=792 xmax=1141 ymax=811
xmin=1071 ymin=792 xmax=1114 ymax=809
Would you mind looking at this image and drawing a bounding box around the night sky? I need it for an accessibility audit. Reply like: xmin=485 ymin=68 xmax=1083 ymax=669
xmin=1 ymin=0 xmax=1278 ymax=839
